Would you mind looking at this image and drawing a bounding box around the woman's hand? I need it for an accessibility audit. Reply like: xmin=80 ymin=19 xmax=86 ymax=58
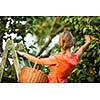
xmin=84 ymin=35 xmax=91 ymax=43
xmin=89 ymin=35 xmax=99 ymax=41
xmin=76 ymin=35 xmax=91 ymax=58
xmin=17 ymin=51 xmax=25 ymax=56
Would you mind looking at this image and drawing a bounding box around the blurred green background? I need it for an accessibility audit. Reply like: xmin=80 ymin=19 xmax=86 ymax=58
xmin=0 ymin=16 xmax=100 ymax=82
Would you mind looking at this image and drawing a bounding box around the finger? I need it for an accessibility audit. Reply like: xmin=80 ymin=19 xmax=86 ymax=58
xmin=17 ymin=51 xmax=22 ymax=55
xmin=90 ymin=35 xmax=99 ymax=40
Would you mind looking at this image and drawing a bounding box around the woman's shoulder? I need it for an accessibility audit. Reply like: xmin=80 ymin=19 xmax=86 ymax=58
xmin=53 ymin=53 xmax=78 ymax=65
xmin=53 ymin=53 xmax=64 ymax=61
xmin=71 ymin=53 xmax=78 ymax=58
xmin=53 ymin=53 xmax=63 ymax=58
xmin=69 ymin=53 xmax=79 ymax=65
xmin=53 ymin=52 xmax=78 ymax=58
xmin=53 ymin=52 xmax=77 ymax=57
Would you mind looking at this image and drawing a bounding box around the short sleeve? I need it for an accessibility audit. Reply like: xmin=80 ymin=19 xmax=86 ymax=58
xmin=68 ymin=53 xmax=79 ymax=65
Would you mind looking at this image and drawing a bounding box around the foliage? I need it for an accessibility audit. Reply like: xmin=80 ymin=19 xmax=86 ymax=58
xmin=0 ymin=16 xmax=100 ymax=82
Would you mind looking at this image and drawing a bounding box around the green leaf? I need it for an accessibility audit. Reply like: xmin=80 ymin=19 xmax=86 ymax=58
xmin=87 ymin=77 xmax=94 ymax=82
xmin=74 ymin=24 xmax=78 ymax=30
xmin=95 ymin=56 xmax=100 ymax=64
xmin=39 ymin=66 xmax=50 ymax=75
xmin=83 ymin=27 xmax=87 ymax=33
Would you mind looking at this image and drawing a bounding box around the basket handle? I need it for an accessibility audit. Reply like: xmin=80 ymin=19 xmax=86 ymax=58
xmin=33 ymin=57 xmax=40 ymax=69
xmin=33 ymin=61 xmax=37 ymax=69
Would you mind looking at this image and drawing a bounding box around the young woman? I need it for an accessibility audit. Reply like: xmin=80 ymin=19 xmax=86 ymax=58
xmin=17 ymin=32 xmax=91 ymax=83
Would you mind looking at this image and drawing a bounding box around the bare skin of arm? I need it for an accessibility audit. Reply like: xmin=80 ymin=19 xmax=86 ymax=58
xmin=76 ymin=35 xmax=91 ymax=58
xmin=17 ymin=51 xmax=57 ymax=66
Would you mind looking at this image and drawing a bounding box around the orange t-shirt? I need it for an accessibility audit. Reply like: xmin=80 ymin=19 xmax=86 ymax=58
xmin=48 ymin=53 xmax=78 ymax=83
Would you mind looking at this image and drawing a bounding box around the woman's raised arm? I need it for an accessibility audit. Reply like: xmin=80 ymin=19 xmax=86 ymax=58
xmin=76 ymin=35 xmax=91 ymax=58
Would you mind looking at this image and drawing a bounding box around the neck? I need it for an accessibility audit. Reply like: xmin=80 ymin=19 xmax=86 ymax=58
xmin=61 ymin=48 xmax=71 ymax=56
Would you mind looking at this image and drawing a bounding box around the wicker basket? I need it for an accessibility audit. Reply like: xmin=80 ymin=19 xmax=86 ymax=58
xmin=19 ymin=63 xmax=48 ymax=83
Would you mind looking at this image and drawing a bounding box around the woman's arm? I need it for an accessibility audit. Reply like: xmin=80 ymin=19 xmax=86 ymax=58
xmin=76 ymin=35 xmax=91 ymax=58
xmin=17 ymin=51 xmax=57 ymax=65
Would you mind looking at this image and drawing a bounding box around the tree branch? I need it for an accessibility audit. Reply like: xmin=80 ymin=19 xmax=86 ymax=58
xmin=36 ymin=23 xmax=67 ymax=57
xmin=39 ymin=48 xmax=52 ymax=58
xmin=48 ymin=16 xmax=59 ymax=35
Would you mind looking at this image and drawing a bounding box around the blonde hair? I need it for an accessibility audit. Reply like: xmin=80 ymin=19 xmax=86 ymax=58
xmin=58 ymin=32 xmax=74 ymax=52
